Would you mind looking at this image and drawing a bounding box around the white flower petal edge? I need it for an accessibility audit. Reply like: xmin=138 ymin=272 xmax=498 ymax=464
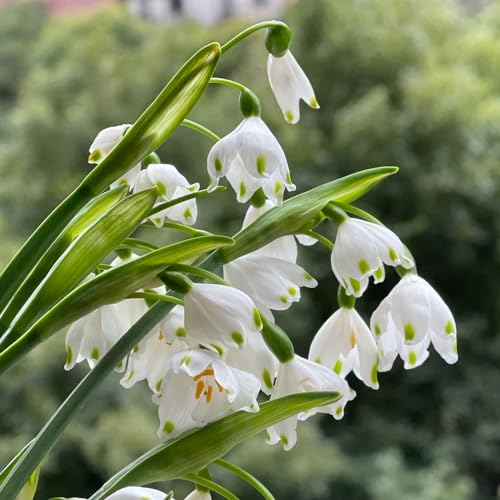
xmin=88 ymin=124 xmax=130 ymax=163
xmin=370 ymin=274 xmax=458 ymax=371
xmin=309 ymin=307 xmax=379 ymax=389
xmin=134 ymin=163 xmax=199 ymax=226
xmin=155 ymin=349 xmax=260 ymax=439
xmin=266 ymin=355 xmax=355 ymax=450
xmin=331 ymin=217 xmax=414 ymax=297
xmin=184 ymin=283 xmax=262 ymax=348
xmin=104 ymin=485 xmax=171 ymax=500
xmin=184 ymin=489 xmax=211 ymax=500
xmin=267 ymin=50 xmax=319 ymax=124
xmin=207 ymin=117 xmax=295 ymax=205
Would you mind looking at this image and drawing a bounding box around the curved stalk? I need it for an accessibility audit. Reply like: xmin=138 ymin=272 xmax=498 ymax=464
xmin=181 ymin=474 xmax=239 ymax=500
xmin=220 ymin=20 xmax=289 ymax=54
xmin=128 ymin=292 xmax=183 ymax=306
xmin=166 ymin=263 xmax=228 ymax=285
xmin=181 ymin=119 xmax=220 ymax=142
xmin=214 ymin=459 xmax=275 ymax=500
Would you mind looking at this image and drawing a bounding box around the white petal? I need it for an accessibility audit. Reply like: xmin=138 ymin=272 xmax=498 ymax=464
xmin=105 ymin=486 xmax=168 ymax=500
xmin=88 ymin=124 xmax=130 ymax=162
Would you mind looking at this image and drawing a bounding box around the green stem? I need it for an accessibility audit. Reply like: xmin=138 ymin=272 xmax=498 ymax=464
xmin=181 ymin=119 xmax=220 ymax=142
xmin=220 ymin=20 xmax=289 ymax=54
xmin=303 ymin=230 xmax=334 ymax=251
xmin=145 ymin=221 xmax=212 ymax=238
xmin=167 ymin=263 xmax=227 ymax=285
xmin=0 ymin=301 xmax=175 ymax=500
xmin=118 ymin=238 xmax=158 ymax=252
xmin=210 ymin=77 xmax=247 ymax=93
xmin=128 ymin=292 xmax=184 ymax=306
xmin=331 ymin=201 xmax=382 ymax=225
xmin=149 ymin=186 xmax=226 ymax=216
xmin=181 ymin=474 xmax=239 ymax=500
xmin=214 ymin=459 xmax=275 ymax=500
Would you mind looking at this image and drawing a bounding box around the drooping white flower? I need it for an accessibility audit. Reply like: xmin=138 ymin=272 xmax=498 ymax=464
xmin=134 ymin=163 xmax=199 ymax=226
xmin=223 ymin=330 xmax=279 ymax=395
xmin=331 ymin=217 xmax=414 ymax=297
xmin=104 ymin=486 xmax=171 ymax=500
xmin=64 ymin=298 xmax=148 ymax=371
xmin=184 ymin=283 xmax=262 ymax=349
xmin=88 ymin=124 xmax=131 ymax=163
xmin=88 ymin=124 xmax=141 ymax=189
xmin=309 ymin=307 xmax=379 ymax=389
xmin=155 ymin=349 xmax=260 ymax=439
xmin=184 ymin=490 xmax=211 ymax=500
xmin=370 ymin=274 xmax=458 ymax=370
xmin=266 ymin=355 xmax=355 ymax=450
xmin=267 ymin=50 xmax=319 ymax=124
xmin=207 ymin=117 xmax=295 ymax=205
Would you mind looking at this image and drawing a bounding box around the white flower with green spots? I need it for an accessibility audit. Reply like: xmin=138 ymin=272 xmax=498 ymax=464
xmin=308 ymin=307 xmax=379 ymax=389
xmin=155 ymin=349 xmax=260 ymax=439
xmin=267 ymin=50 xmax=319 ymax=124
xmin=331 ymin=217 xmax=414 ymax=297
xmin=184 ymin=283 xmax=263 ymax=349
xmin=88 ymin=124 xmax=141 ymax=189
xmin=134 ymin=163 xmax=199 ymax=226
xmin=207 ymin=117 xmax=295 ymax=205
xmin=184 ymin=489 xmax=211 ymax=500
xmin=266 ymin=355 xmax=355 ymax=450
xmin=370 ymin=274 xmax=458 ymax=370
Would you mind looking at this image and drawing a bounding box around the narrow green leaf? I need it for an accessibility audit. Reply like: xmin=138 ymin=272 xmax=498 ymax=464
xmin=90 ymin=392 xmax=340 ymax=499
xmin=0 ymin=302 xmax=175 ymax=500
xmin=0 ymin=236 xmax=233 ymax=374
xmin=219 ymin=166 xmax=398 ymax=262
xmin=3 ymin=189 xmax=157 ymax=341
xmin=0 ymin=186 xmax=128 ymax=343
xmin=0 ymin=42 xmax=220 ymax=314
xmin=15 ymin=466 xmax=39 ymax=500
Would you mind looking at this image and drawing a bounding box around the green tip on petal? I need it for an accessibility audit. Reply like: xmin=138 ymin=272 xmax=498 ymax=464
xmin=358 ymin=259 xmax=370 ymax=275
xmin=163 ymin=420 xmax=175 ymax=434
xmin=262 ymin=368 xmax=273 ymax=390
xmin=253 ymin=308 xmax=263 ymax=330
xmin=155 ymin=181 xmax=167 ymax=197
xmin=256 ymin=155 xmax=267 ymax=176
xmin=88 ymin=149 xmax=102 ymax=163
xmin=309 ymin=96 xmax=320 ymax=109
xmin=280 ymin=434 xmax=289 ymax=446
xmin=333 ymin=359 xmax=343 ymax=375
xmin=285 ymin=110 xmax=294 ymax=122
xmin=445 ymin=320 xmax=455 ymax=335
xmin=176 ymin=326 xmax=186 ymax=338
xmin=231 ymin=331 xmax=244 ymax=346
xmin=371 ymin=361 xmax=379 ymax=385
xmin=91 ymin=347 xmax=100 ymax=361
xmin=65 ymin=347 xmax=73 ymax=366
xmin=408 ymin=351 xmax=417 ymax=366
xmin=215 ymin=158 xmax=223 ymax=173
xmin=404 ymin=323 xmax=416 ymax=342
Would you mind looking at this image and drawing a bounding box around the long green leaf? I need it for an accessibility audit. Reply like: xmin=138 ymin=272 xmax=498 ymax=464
xmin=0 ymin=302 xmax=175 ymax=500
xmin=90 ymin=392 xmax=340 ymax=499
xmin=3 ymin=190 xmax=157 ymax=342
xmin=0 ymin=42 xmax=220 ymax=314
xmin=0 ymin=236 xmax=233 ymax=375
xmin=219 ymin=166 xmax=398 ymax=262
xmin=0 ymin=186 xmax=128 ymax=342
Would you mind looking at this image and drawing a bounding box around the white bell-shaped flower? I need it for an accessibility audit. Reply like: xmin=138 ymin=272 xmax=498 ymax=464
xmin=104 ymin=486 xmax=170 ymax=500
xmin=370 ymin=274 xmax=458 ymax=370
xmin=155 ymin=349 xmax=260 ymax=439
xmin=309 ymin=307 xmax=379 ymax=389
xmin=64 ymin=298 xmax=148 ymax=371
xmin=184 ymin=283 xmax=262 ymax=349
xmin=331 ymin=217 xmax=414 ymax=297
xmin=267 ymin=50 xmax=319 ymax=124
xmin=88 ymin=124 xmax=130 ymax=163
xmin=134 ymin=163 xmax=199 ymax=226
xmin=223 ymin=330 xmax=279 ymax=395
xmin=266 ymin=355 xmax=355 ymax=450
xmin=207 ymin=117 xmax=295 ymax=205
xmin=88 ymin=124 xmax=141 ymax=190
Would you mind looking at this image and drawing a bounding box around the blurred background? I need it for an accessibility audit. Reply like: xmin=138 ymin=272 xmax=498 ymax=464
xmin=0 ymin=0 xmax=499 ymax=498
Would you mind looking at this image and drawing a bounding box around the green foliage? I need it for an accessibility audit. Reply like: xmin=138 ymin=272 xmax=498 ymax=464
xmin=1 ymin=1 xmax=500 ymax=499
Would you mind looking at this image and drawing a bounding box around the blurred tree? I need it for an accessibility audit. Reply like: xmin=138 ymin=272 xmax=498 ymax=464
xmin=1 ymin=1 xmax=500 ymax=499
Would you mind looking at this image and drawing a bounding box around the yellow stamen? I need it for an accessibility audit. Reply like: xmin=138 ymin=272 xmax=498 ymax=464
xmin=195 ymin=380 xmax=204 ymax=399
xmin=206 ymin=385 xmax=213 ymax=403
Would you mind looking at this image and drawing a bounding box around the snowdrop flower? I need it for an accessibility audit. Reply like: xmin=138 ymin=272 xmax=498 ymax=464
xmin=134 ymin=163 xmax=199 ymax=226
xmin=267 ymin=50 xmax=319 ymax=124
xmin=370 ymin=274 xmax=458 ymax=370
xmin=184 ymin=490 xmax=211 ymax=500
xmin=88 ymin=124 xmax=130 ymax=163
xmin=266 ymin=355 xmax=355 ymax=450
xmin=103 ymin=486 xmax=171 ymax=500
xmin=207 ymin=117 xmax=295 ymax=205
xmin=331 ymin=216 xmax=414 ymax=297
xmin=309 ymin=307 xmax=379 ymax=389
xmin=64 ymin=298 xmax=147 ymax=371
xmin=88 ymin=124 xmax=141 ymax=189
xmin=156 ymin=349 xmax=260 ymax=439
xmin=184 ymin=283 xmax=262 ymax=349
xmin=223 ymin=330 xmax=279 ymax=395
